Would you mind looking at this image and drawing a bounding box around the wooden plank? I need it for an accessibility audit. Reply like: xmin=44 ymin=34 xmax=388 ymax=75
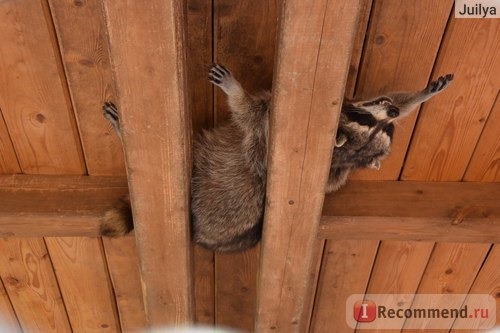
xmin=102 ymin=235 xmax=147 ymax=332
xmin=0 ymin=238 xmax=72 ymax=332
xmin=401 ymin=243 xmax=490 ymax=330
xmin=344 ymin=0 xmax=372 ymax=99
xmin=464 ymin=93 xmax=500 ymax=182
xmin=212 ymin=0 xmax=278 ymax=331
xmin=47 ymin=0 xmax=125 ymax=176
xmin=392 ymin=16 xmax=499 ymax=332
xmin=450 ymin=246 xmax=500 ymax=330
xmin=216 ymin=246 xmax=260 ymax=331
xmin=102 ymin=0 xmax=193 ymax=325
xmin=0 ymin=272 xmax=22 ymax=332
xmin=0 ymin=112 xmax=20 ymax=174
xmin=186 ymin=0 xmax=216 ymax=325
xmin=355 ymin=241 xmax=434 ymax=331
xmin=310 ymin=240 xmax=378 ymax=333
xmin=319 ymin=216 xmax=500 ymax=243
xmin=1 ymin=176 xmax=499 ymax=240
xmin=349 ymin=0 xmax=453 ymax=181
xmin=255 ymin=1 xmax=360 ymax=331
xmin=45 ymin=237 xmax=120 ymax=332
xmin=319 ymin=181 xmax=500 ymax=242
xmin=0 ymin=0 xmax=84 ymax=174
xmin=402 ymin=17 xmax=500 ymax=181
xmin=0 ymin=175 xmax=127 ymax=237
xmin=321 ymin=181 xmax=500 ymax=218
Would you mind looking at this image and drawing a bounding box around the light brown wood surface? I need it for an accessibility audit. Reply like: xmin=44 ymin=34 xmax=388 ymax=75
xmin=464 ymin=94 xmax=500 ymax=182
xmin=311 ymin=240 xmax=379 ymax=332
xmin=47 ymin=0 xmax=124 ymax=176
xmin=102 ymin=236 xmax=147 ymax=331
xmin=45 ymin=237 xmax=120 ymax=332
xmin=0 ymin=0 xmax=84 ymax=174
xmin=102 ymin=0 xmax=194 ymax=325
xmin=402 ymin=243 xmax=491 ymax=330
xmin=355 ymin=241 xmax=434 ymax=331
xmin=0 ymin=279 xmax=21 ymax=332
xmin=0 ymin=238 xmax=71 ymax=332
xmin=0 ymin=113 xmax=20 ymax=174
xmin=344 ymin=0 xmax=373 ymax=99
xmin=256 ymin=1 xmax=360 ymax=331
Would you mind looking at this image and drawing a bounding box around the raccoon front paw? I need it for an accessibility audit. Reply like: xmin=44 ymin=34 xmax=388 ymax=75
xmin=208 ymin=64 xmax=231 ymax=86
xmin=426 ymin=74 xmax=454 ymax=94
xmin=102 ymin=102 xmax=121 ymax=135
xmin=208 ymin=64 xmax=244 ymax=96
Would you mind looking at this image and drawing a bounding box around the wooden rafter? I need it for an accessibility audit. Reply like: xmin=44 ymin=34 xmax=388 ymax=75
xmin=255 ymin=1 xmax=361 ymax=331
xmin=1 ymin=176 xmax=499 ymax=242
xmin=101 ymin=0 xmax=193 ymax=326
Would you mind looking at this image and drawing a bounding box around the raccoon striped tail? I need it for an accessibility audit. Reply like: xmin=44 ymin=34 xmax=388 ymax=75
xmin=100 ymin=195 xmax=134 ymax=237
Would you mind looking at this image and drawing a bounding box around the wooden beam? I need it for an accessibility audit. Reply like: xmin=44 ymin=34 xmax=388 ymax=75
xmin=255 ymin=1 xmax=361 ymax=331
xmin=0 ymin=175 xmax=126 ymax=237
xmin=101 ymin=0 xmax=193 ymax=326
xmin=1 ymin=176 xmax=499 ymax=242
xmin=319 ymin=181 xmax=500 ymax=242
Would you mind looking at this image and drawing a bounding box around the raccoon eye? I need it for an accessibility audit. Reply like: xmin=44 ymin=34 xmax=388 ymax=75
xmin=387 ymin=106 xmax=400 ymax=118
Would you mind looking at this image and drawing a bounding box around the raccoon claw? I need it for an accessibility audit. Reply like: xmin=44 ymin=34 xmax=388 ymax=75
xmin=102 ymin=102 xmax=121 ymax=134
xmin=208 ymin=64 xmax=230 ymax=84
xmin=427 ymin=74 xmax=454 ymax=94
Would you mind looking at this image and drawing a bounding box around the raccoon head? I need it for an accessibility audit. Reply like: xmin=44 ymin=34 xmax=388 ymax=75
xmin=348 ymin=96 xmax=400 ymax=121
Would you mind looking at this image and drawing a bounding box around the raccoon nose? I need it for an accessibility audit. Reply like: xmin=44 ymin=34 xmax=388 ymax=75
xmin=387 ymin=106 xmax=400 ymax=118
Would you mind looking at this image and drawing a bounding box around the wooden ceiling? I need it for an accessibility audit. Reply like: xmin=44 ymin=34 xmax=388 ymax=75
xmin=0 ymin=0 xmax=498 ymax=332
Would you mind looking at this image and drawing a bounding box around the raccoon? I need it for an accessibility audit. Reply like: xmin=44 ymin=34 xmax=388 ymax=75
xmin=101 ymin=64 xmax=453 ymax=252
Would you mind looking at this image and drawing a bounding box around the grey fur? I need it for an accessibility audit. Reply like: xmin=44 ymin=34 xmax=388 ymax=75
xmin=101 ymin=65 xmax=453 ymax=252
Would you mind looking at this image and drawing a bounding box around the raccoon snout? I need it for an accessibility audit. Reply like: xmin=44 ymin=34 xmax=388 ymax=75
xmin=387 ymin=106 xmax=400 ymax=118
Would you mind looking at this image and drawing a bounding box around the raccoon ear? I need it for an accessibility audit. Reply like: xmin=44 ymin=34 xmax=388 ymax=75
xmin=335 ymin=133 xmax=347 ymax=147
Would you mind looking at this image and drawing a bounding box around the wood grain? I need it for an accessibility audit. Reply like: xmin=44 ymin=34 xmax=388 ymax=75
xmin=0 ymin=175 xmax=127 ymax=237
xmin=355 ymin=241 xmax=434 ymax=331
xmin=102 ymin=235 xmax=147 ymax=332
xmin=344 ymin=0 xmax=373 ymax=99
xmin=0 ymin=112 xmax=20 ymax=174
xmin=47 ymin=0 xmax=125 ymax=176
xmin=45 ymin=237 xmax=120 ymax=332
xmin=215 ymin=246 xmax=259 ymax=331
xmin=402 ymin=17 xmax=500 ymax=181
xmin=0 ymin=279 xmax=21 ymax=333
xmin=393 ymin=15 xmax=499 ymax=332
xmin=213 ymin=0 xmax=278 ymax=330
xmin=0 ymin=238 xmax=72 ymax=332
xmin=464 ymin=93 xmax=500 ymax=182
xmin=186 ymin=0 xmax=216 ymax=325
xmin=102 ymin=0 xmax=194 ymax=325
xmin=402 ymin=243 xmax=490 ymax=330
xmin=350 ymin=0 xmax=453 ymax=180
xmin=193 ymin=246 xmax=214 ymax=326
xmin=319 ymin=181 xmax=500 ymax=242
xmin=255 ymin=1 xmax=360 ymax=331
xmin=0 ymin=0 xmax=85 ymax=174
xmin=311 ymin=240 xmax=379 ymax=333
xmin=450 ymin=246 xmax=500 ymax=330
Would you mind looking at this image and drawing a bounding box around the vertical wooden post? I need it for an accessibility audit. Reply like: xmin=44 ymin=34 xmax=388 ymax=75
xmin=102 ymin=0 xmax=193 ymax=327
xmin=255 ymin=1 xmax=360 ymax=331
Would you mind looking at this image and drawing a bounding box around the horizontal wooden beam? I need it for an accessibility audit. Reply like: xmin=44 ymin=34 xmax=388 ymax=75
xmin=319 ymin=181 xmax=500 ymax=242
xmin=1 ymin=176 xmax=499 ymax=243
xmin=0 ymin=175 xmax=127 ymax=237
